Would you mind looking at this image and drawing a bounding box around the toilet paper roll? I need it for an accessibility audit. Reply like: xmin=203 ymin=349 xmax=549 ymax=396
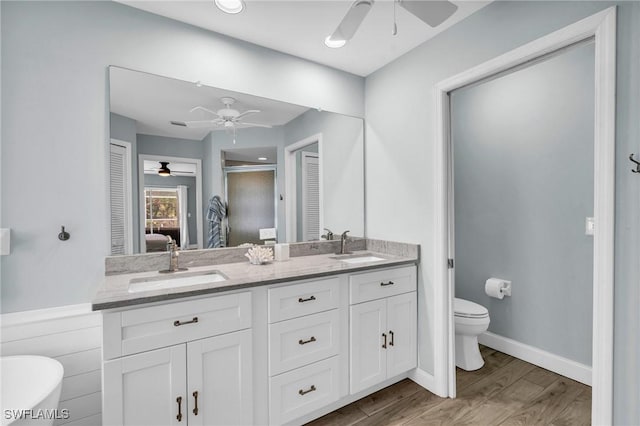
xmin=485 ymin=278 xmax=507 ymax=299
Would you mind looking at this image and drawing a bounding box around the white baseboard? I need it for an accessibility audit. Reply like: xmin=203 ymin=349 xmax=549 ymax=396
xmin=479 ymin=331 xmax=592 ymax=386
xmin=409 ymin=368 xmax=442 ymax=396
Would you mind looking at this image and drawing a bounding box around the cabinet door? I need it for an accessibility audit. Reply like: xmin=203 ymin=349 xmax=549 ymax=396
xmin=349 ymin=298 xmax=387 ymax=394
xmin=103 ymin=345 xmax=186 ymax=426
xmin=387 ymin=292 xmax=417 ymax=377
xmin=187 ymin=329 xmax=253 ymax=426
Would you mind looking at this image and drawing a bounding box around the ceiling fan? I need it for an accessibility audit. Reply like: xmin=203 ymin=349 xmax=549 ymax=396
xmin=170 ymin=97 xmax=272 ymax=130
xmin=325 ymin=0 xmax=458 ymax=47
xmin=145 ymin=162 xmax=196 ymax=177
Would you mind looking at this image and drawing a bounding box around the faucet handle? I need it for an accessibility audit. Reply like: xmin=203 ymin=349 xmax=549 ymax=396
xmin=322 ymin=228 xmax=334 ymax=240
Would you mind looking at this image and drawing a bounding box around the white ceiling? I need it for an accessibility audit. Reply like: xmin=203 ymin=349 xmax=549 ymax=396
xmin=110 ymin=66 xmax=309 ymax=140
xmin=115 ymin=0 xmax=491 ymax=77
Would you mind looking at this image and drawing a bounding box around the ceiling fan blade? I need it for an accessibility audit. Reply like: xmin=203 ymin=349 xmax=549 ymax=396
xmin=329 ymin=0 xmax=374 ymax=42
xmin=398 ymin=0 xmax=458 ymax=27
xmin=237 ymin=122 xmax=273 ymax=128
xmin=183 ymin=120 xmax=220 ymax=128
xmin=189 ymin=106 xmax=220 ymax=116
xmin=235 ymin=109 xmax=260 ymax=120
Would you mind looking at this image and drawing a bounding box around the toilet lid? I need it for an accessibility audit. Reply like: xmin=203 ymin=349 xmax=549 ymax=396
xmin=454 ymin=298 xmax=488 ymax=318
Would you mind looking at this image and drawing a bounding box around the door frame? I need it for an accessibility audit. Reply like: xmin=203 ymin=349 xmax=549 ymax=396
xmin=284 ymin=133 xmax=324 ymax=242
xmin=432 ymin=7 xmax=616 ymax=424
xmin=138 ymin=154 xmax=203 ymax=253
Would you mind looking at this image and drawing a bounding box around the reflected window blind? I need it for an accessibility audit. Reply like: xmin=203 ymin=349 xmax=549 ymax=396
xmin=302 ymin=153 xmax=320 ymax=241
xmin=110 ymin=144 xmax=128 ymax=255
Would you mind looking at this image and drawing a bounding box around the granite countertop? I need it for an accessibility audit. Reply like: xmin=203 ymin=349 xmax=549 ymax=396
xmin=92 ymin=249 xmax=418 ymax=311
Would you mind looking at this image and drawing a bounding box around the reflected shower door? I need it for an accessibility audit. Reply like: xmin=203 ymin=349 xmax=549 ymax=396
xmin=225 ymin=169 xmax=276 ymax=246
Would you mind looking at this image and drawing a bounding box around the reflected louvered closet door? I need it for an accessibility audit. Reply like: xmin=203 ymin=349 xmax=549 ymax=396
xmin=302 ymin=152 xmax=320 ymax=241
xmin=110 ymin=142 xmax=132 ymax=255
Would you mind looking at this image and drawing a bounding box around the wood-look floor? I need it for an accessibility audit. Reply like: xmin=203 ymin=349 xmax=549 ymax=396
xmin=307 ymin=346 xmax=591 ymax=426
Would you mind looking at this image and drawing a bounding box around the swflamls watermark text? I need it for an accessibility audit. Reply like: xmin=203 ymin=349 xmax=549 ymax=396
xmin=4 ymin=409 xmax=70 ymax=421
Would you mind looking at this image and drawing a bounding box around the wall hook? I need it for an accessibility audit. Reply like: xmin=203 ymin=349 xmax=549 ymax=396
xmin=58 ymin=226 xmax=70 ymax=241
xmin=630 ymin=154 xmax=640 ymax=174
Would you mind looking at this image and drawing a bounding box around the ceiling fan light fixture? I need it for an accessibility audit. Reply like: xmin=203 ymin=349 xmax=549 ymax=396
xmin=324 ymin=35 xmax=346 ymax=49
xmin=214 ymin=0 xmax=245 ymax=14
xmin=158 ymin=162 xmax=171 ymax=177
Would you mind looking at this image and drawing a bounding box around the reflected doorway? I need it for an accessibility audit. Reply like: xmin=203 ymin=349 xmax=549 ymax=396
xmin=224 ymin=167 xmax=277 ymax=246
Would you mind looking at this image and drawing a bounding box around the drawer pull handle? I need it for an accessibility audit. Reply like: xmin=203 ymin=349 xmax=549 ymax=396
xmin=389 ymin=330 xmax=395 ymax=346
xmin=299 ymin=385 xmax=317 ymax=396
xmin=298 ymin=295 xmax=316 ymax=303
xmin=380 ymin=281 xmax=395 ymax=286
xmin=298 ymin=336 xmax=317 ymax=345
xmin=192 ymin=391 xmax=199 ymax=416
xmin=174 ymin=317 xmax=199 ymax=327
xmin=176 ymin=396 xmax=183 ymax=422
xmin=382 ymin=333 xmax=387 ymax=349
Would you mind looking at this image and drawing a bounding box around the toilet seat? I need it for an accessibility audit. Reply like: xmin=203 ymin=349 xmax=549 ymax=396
xmin=454 ymin=297 xmax=489 ymax=319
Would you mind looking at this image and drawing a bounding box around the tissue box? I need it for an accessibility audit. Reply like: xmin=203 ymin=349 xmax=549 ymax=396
xmin=274 ymin=243 xmax=289 ymax=261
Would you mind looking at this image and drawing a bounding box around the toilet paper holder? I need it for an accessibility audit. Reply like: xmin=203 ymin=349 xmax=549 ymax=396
xmin=485 ymin=278 xmax=512 ymax=299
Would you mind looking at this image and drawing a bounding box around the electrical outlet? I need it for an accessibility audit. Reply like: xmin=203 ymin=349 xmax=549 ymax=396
xmin=585 ymin=217 xmax=595 ymax=236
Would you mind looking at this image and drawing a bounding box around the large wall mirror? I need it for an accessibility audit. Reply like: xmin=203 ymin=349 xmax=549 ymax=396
xmin=108 ymin=66 xmax=364 ymax=255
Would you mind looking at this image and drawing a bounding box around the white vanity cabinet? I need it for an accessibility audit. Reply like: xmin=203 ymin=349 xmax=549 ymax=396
xmin=349 ymin=266 xmax=417 ymax=394
xmin=102 ymin=292 xmax=253 ymax=426
xmin=267 ymin=277 xmax=343 ymax=425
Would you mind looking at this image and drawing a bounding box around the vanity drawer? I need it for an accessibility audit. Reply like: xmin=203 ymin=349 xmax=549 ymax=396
xmin=269 ymin=356 xmax=340 ymax=425
xmin=349 ymin=266 xmax=416 ymax=304
xmin=269 ymin=309 xmax=339 ymax=376
xmin=268 ymin=277 xmax=340 ymax=323
xmin=105 ymin=292 xmax=251 ymax=358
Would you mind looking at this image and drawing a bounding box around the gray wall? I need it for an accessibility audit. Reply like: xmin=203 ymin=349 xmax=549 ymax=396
xmin=284 ymin=109 xmax=365 ymax=238
xmin=109 ymin=113 xmax=140 ymax=253
xmin=452 ymin=42 xmax=595 ymax=365
xmin=364 ymin=2 xmax=639 ymax=423
xmin=143 ymin=174 xmax=198 ymax=245
xmin=0 ymin=0 xmax=363 ymax=313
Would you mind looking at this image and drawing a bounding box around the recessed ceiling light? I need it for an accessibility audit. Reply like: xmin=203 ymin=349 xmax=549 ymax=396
xmin=324 ymin=35 xmax=346 ymax=49
xmin=258 ymin=157 xmax=267 ymax=161
xmin=215 ymin=0 xmax=245 ymax=14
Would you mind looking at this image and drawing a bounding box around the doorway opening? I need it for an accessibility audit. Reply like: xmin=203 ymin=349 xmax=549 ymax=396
xmin=433 ymin=8 xmax=616 ymax=424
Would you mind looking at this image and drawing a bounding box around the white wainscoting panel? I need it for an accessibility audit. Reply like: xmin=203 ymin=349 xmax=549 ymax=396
xmin=1 ymin=304 xmax=103 ymax=425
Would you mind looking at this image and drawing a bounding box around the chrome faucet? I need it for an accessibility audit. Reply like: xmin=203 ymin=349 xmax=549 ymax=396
xmin=322 ymin=228 xmax=334 ymax=241
xmin=166 ymin=236 xmax=180 ymax=272
xmin=339 ymin=230 xmax=350 ymax=255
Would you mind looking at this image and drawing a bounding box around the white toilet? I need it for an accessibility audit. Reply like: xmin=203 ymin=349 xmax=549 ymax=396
xmin=454 ymin=297 xmax=490 ymax=371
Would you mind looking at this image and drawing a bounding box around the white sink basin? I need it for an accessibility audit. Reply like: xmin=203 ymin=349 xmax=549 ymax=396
xmin=0 ymin=356 xmax=64 ymax=426
xmin=336 ymin=255 xmax=386 ymax=264
xmin=128 ymin=270 xmax=227 ymax=293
